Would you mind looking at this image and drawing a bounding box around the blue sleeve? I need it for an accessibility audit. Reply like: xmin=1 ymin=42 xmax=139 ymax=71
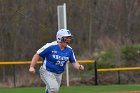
xmin=38 ymin=46 xmax=51 ymax=58
xmin=69 ymin=50 xmax=76 ymax=63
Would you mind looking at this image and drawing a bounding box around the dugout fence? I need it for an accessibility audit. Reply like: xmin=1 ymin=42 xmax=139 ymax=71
xmin=0 ymin=60 xmax=97 ymax=87
xmin=97 ymin=67 xmax=140 ymax=85
xmin=0 ymin=61 xmax=140 ymax=87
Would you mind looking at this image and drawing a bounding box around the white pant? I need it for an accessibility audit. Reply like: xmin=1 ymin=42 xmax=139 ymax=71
xmin=39 ymin=66 xmax=62 ymax=93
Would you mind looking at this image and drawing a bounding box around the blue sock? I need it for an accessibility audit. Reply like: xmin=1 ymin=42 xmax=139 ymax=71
xmin=46 ymin=89 xmax=48 ymax=93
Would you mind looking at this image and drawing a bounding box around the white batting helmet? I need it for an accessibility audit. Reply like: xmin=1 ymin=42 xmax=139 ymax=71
xmin=56 ymin=29 xmax=72 ymax=42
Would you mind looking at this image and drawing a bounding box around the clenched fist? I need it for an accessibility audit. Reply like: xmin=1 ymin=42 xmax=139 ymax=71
xmin=29 ymin=66 xmax=35 ymax=74
xmin=79 ymin=65 xmax=84 ymax=71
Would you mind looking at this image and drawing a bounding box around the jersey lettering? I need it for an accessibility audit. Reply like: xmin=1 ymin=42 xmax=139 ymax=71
xmin=52 ymin=55 xmax=69 ymax=61
xmin=56 ymin=60 xmax=65 ymax=66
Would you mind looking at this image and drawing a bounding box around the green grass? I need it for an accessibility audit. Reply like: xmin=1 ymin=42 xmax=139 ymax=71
xmin=0 ymin=84 xmax=140 ymax=93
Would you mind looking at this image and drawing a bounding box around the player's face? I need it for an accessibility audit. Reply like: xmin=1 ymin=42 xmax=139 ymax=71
xmin=59 ymin=36 xmax=72 ymax=48
xmin=63 ymin=36 xmax=72 ymax=44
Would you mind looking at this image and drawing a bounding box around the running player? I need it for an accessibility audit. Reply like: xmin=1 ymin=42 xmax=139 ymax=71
xmin=29 ymin=29 xmax=84 ymax=93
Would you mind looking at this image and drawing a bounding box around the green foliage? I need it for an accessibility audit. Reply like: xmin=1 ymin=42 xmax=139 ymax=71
xmin=98 ymin=50 xmax=114 ymax=62
xmin=93 ymin=49 xmax=115 ymax=68
xmin=92 ymin=44 xmax=140 ymax=68
xmin=121 ymin=44 xmax=140 ymax=61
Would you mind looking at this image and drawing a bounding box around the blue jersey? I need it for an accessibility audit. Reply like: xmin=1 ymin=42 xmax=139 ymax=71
xmin=37 ymin=41 xmax=76 ymax=74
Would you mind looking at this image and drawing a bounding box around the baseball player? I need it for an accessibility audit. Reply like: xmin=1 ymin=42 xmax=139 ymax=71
xmin=29 ymin=29 xmax=84 ymax=93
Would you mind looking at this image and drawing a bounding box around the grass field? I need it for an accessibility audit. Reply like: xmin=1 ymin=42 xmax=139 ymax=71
xmin=0 ymin=84 xmax=140 ymax=93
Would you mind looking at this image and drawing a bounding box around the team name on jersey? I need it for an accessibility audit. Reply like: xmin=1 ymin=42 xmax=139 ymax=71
xmin=52 ymin=54 xmax=69 ymax=61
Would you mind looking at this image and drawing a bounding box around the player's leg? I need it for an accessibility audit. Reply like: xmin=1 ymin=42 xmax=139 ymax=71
xmin=39 ymin=66 xmax=59 ymax=93
xmin=54 ymin=73 xmax=62 ymax=89
xmin=39 ymin=66 xmax=50 ymax=93
xmin=45 ymin=89 xmax=49 ymax=93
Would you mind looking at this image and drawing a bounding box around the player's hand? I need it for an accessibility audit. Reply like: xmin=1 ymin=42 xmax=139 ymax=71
xmin=29 ymin=66 xmax=35 ymax=74
xmin=79 ymin=65 xmax=84 ymax=71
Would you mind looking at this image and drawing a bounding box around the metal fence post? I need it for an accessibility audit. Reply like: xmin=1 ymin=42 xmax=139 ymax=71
xmin=94 ymin=61 xmax=98 ymax=85
xmin=118 ymin=71 xmax=121 ymax=84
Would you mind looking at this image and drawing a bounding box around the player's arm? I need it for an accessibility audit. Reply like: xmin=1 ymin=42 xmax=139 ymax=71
xmin=29 ymin=43 xmax=52 ymax=74
xmin=72 ymin=62 xmax=84 ymax=71
xmin=29 ymin=53 xmax=40 ymax=74
xmin=69 ymin=50 xmax=84 ymax=71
